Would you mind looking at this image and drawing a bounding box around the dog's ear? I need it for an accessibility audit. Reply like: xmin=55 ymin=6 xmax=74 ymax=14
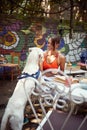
xmin=39 ymin=54 xmax=44 ymax=62
xmin=39 ymin=54 xmax=41 ymax=59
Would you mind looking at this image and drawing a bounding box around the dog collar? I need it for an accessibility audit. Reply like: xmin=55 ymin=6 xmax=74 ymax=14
xmin=17 ymin=70 xmax=40 ymax=80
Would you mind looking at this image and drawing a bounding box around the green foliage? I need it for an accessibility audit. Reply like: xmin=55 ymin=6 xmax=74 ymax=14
xmin=0 ymin=0 xmax=86 ymax=34
xmin=84 ymin=23 xmax=87 ymax=31
xmin=57 ymin=20 xmax=70 ymax=36
xmin=73 ymin=21 xmax=87 ymax=32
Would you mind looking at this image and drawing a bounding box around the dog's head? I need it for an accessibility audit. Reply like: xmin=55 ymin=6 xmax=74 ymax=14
xmin=22 ymin=47 xmax=44 ymax=76
xmin=28 ymin=47 xmax=44 ymax=64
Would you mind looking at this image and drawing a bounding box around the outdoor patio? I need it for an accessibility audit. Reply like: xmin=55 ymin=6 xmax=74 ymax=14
xmin=0 ymin=74 xmax=87 ymax=130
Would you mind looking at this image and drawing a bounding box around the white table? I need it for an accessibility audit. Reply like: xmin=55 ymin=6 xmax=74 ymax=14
xmin=43 ymin=75 xmax=87 ymax=103
xmin=65 ymin=66 xmax=86 ymax=77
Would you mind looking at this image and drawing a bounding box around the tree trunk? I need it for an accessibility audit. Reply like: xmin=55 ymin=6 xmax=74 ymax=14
xmin=69 ymin=0 xmax=73 ymax=39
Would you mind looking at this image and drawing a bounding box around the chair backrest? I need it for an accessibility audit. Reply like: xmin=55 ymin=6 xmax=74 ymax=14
xmin=10 ymin=52 xmax=20 ymax=65
xmin=36 ymin=69 xmax=87 ymax=130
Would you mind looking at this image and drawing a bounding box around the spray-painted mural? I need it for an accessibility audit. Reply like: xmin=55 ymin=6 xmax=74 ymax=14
xmin=0 ymin=19 xmax=87 ymax=63
xmin=64 ymin=33 xmax=87 ymax=62
xmin=0 ymin=21 xmax=22 ymax=53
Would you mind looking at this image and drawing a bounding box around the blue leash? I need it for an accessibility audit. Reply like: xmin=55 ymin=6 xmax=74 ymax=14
xmin=17 ymin=70 xmax=40 ymax=80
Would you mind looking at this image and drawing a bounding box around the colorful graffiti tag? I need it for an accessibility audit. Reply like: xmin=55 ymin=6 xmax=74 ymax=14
xmin=0 ymin=20 xmax=87 ymax=63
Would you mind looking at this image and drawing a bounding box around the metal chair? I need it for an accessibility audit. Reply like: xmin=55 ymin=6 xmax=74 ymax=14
xmin=35 ymin=69 xmax=87 ymax=130
xmin=2 ymin=52 xmax=21 ymax=81
xmin=9 ymin=52 xmax=21 ymax=81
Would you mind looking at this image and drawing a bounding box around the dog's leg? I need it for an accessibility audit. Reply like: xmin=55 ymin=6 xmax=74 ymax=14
xmin=1 ymin=111 xmax=10 ymax=130
xmin=1 ymin=110 xmax=24 ymax=130
xmin=9 ymin=115 xmax=23 ymax=130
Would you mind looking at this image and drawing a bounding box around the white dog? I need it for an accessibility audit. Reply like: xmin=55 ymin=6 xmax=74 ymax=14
xmin=1 ymin=47 xmax=44 ymax=130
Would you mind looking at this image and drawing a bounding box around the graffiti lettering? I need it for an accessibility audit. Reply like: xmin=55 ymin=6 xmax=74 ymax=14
xmin=5 ymin=21 xmax=22 ymax=31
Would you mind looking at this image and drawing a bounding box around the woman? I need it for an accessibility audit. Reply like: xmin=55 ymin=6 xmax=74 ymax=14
xmin=40 ymin=36 xmax=66 ymax=76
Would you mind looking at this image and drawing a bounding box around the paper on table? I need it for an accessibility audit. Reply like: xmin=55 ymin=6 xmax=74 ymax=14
xmin=80 ymin=78 xmax=87 ymax=83
xmin=54 ymin=75 xmax=79 ymax=85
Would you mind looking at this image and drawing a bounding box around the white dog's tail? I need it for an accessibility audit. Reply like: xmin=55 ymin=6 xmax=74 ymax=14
xmin=1 ymin=112 xmax=10 ymax=130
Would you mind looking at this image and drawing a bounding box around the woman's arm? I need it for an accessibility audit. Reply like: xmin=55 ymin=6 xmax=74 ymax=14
xmin=59 ymin=53 xmax=66 ymax=71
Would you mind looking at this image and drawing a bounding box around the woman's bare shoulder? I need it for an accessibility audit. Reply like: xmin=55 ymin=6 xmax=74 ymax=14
xmin=58 ymin=51 xmax=66 ymax=59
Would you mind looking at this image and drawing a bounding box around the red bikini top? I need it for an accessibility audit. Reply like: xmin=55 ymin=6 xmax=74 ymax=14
xmin=43 ymin=52 xmax=59 ymax=70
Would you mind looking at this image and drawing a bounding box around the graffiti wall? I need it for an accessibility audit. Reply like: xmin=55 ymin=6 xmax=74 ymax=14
xmin=0 ymin=18 xmax=87 ymax=63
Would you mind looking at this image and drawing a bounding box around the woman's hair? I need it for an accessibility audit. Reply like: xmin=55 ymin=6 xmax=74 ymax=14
xmin=50 ymin=36 xmax=60 ymax=50
xmin=54 ymin=36 xmax=60 ymax=44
